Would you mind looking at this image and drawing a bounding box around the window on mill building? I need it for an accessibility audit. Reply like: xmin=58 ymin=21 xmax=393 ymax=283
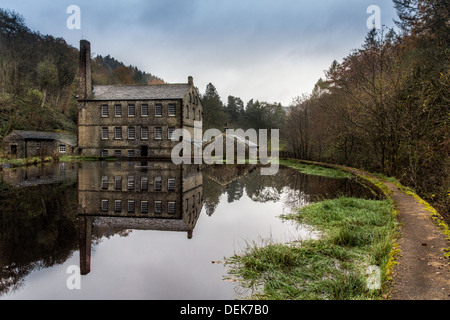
xmin=155 ymin=104 xmax=162 ymax=117
xmin=155 ymin=127 xmax=162 ymax=140
xmin=101 ymin=105 xmax=109 ymax=117
xmin=115 ymin=127 xmax=122 ymax=140
xmin=141 ymin=104 xmax=149 ymax=117
xmin=168 ymin=104 xmax=176 ymax=116
xmin=141 ymin=127 xmax=149 ymax=140
xmin=102 ymin=127 xmax=109 ymax=140
xmin=115 ymin=105 xmax=122 ymax=117
xmin=128 ymin=127 xmax=136 ymax=140
xmin=128 ymin=105 xmax=135 ymax=117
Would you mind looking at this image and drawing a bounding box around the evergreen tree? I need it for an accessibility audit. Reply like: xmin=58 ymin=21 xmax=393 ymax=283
xmin=226 ymin=95 xmax=245 ymax=127
xmin=201 ymin=83 xmax=229 ymax=130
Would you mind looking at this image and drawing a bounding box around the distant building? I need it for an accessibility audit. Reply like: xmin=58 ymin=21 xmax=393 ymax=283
xmin=77 ymin=40 xmax=203 ymax=158
xmin=202 ymin=131 xmax=259 ymax=162
xmin=2 ymin=130 xmax=77 ymax=158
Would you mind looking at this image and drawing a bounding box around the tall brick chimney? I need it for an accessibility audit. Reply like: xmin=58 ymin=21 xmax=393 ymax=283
xmin=79 ymin=40 xmax=92 ymax=100
xmin=188 ymin=76 xmax=194 ymax=86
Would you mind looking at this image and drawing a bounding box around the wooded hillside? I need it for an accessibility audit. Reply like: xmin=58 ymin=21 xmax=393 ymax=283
xmin=0 ymin=8 xmax=163 ymax=139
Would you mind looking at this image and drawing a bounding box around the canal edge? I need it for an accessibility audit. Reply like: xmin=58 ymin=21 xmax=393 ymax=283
xmin=285 ymin=158 xmax=450 ymax=300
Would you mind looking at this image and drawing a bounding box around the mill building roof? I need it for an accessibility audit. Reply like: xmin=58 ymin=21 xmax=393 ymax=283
xmin=87 ymin=84 xmax=191 ymax=101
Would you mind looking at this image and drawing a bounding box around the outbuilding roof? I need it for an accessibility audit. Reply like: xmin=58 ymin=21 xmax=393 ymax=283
xmin=87 ymin=84 xmax=191 ymax=101
xmin=10 ymin=131 xmax=77 ymax=146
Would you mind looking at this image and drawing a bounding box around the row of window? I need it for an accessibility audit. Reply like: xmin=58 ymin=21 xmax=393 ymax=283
xmin=101 ymin=199 xmax=176 ymax=215
xmin=101 ymin=104 xmax=176 ymax=118
xmin=100 ymin=104 xmax=202 ymax=120
xmin=185 ymin=105 xmax=202 ymax=121
xmin=101 ymin=176 xmax=176 ymax=191
xmin=30 ymin=142 xmax=68 ymax=153
xmin=100 ymin=192 xmax=201 ymax=214
xmin=189 ymin=92 xmax=199 ymax=106
xmin=101 ymin=149 xmax=136 ymax=157
xmin=101 ymin=126 xmax=176 ymax=141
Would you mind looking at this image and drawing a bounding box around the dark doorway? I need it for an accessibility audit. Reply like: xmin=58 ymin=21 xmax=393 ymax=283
xmin=141 ymin=146 xmax=148 ymax=157
xmin=10 ymin=145 xmax=17 ymax=155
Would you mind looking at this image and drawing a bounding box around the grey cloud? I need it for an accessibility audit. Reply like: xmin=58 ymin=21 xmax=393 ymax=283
xmin=0 ymin=0 xmax=399 ymax=105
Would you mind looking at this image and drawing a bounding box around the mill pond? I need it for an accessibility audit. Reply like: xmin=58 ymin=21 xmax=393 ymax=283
xmin=0 ymin=161 xmax=380 ymax=299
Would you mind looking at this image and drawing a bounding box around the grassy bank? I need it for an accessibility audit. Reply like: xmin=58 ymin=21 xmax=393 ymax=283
xmin=225 ymin=197 xmax=398 ymax=300
xmin=279 ymin=159 xmax=352 ymax=179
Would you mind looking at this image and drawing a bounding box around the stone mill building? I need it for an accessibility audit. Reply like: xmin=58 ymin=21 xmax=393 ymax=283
xmin=77 ymin=40 xmax=203 ymax=158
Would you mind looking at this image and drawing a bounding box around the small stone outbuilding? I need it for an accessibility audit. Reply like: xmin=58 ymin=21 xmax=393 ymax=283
xmin=3 ymin=130 xmax=77 ymax=158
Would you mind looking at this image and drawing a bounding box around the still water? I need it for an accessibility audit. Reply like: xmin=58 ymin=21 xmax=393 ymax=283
xmin=0 ymin=161 xmax=379 ymax=300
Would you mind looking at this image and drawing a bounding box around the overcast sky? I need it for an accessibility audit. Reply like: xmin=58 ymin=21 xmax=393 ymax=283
xmin=2 ymin=0 xmax=398 ymax=105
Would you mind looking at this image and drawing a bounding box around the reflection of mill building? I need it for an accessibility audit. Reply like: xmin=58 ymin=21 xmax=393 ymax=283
xmin=77 ymin=40 xmax=203 ymax=158
xmin=77 ymin=161 xmax=203 ymax=275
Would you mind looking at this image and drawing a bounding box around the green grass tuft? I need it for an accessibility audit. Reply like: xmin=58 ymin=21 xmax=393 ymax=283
xmin=226 ymin=197 xmax=397 ymax=300
xmin=279 ymin=159 xmax=352 ymax=179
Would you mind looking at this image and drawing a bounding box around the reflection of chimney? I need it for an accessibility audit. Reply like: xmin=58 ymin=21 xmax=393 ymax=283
xmin=188 ymin=76 xmax=193 ymax=86
xmin=78 ymin=217 xmax=92 ymax=275
xmin=79 ymin=40 xmax=92 ymax=100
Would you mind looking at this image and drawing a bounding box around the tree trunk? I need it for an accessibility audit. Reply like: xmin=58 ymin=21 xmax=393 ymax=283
xmin=41 ymin=87 xmax=47 ymax=108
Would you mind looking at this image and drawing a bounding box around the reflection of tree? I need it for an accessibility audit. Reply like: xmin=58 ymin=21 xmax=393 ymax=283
xmin=202 ymin=177 xmax=224 ymax=216
xmin=226 ymin=181 xmax=244 ymax=203
xmin=202 ymin=164 xmax=256 ymax=216
xmin=202 ymin=166 xmax=380 ymax=217
xmin=0 ymin=180 xmax=79 ymax=296
xmin=241 ymin=173 xmax=284 ymax=203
